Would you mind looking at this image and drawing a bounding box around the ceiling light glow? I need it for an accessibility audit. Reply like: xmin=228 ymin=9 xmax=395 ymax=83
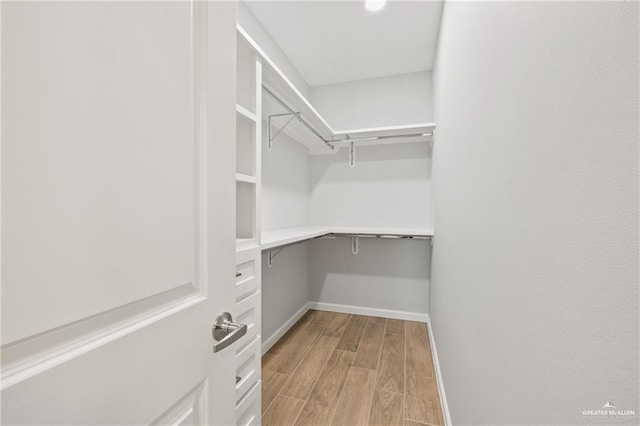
xmin=365 ymin=0 xmax=386 ymax=12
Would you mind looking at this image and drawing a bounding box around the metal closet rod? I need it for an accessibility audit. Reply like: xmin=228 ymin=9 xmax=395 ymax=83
xmin=262 ymin=85 xmax=433 ymax=149
xmin=332 ymin=133 xmax=433 ymax=144
xmin=324 ymin=233 xmax=432 ymax=240
xmin=262 ymin=85 xmax=335 ymax=150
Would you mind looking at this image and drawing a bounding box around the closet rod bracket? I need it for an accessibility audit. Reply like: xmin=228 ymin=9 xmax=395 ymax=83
xmin=263 ymin=85 xmax=335 ymax=151
xmin=267 ymin=247 xmax=284 ymax=268
xmin=348 ymin=140 xmax=356 ymax=168
xmin=265 ymin=235 xmax=327 ymax=267
xmin=351 ymin=236 xmax=359 ymax=255
xmin=268 ymin=112 xmax=301 ymax=151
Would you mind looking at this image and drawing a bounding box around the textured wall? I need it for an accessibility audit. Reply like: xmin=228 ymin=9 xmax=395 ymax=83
xmin=431 ymin=2 xmax=639 ymax=424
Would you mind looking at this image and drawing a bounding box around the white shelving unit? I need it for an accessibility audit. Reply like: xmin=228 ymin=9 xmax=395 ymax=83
xmin=236 ymin=173 xmax=257 ymax=184
xmin=261 ymin=226 xmax=434 ymax=251
xmin=237 ymin=23 xmax=435 ymax=366
xmin=234 ymin=33 xmax=264 ymax=426
xmin=237 ymin=24 xmax=435 ymax=156
xmin=235 ymin=35 xmax=262 ymax=249
xmin=236 ymin=104 xmax=257 ymax=122
xmin=332 ymin=122 xmax=436 ymax=147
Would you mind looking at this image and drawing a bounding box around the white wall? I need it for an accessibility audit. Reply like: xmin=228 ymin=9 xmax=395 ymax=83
xmin=431 ymin=2 xmax=639 ymax=424
xmin=309 ymin=142 xmax=432 ymax=229
xmin=310 ymin=71 xmax=433 ymax=130
xmin=237 ymin=1 xmax=311 ymax=99
xmin=261 ymin=120 xmax=312 ymax=343
xmin=261 ymin=244 xmax=310 ymax=343
xmin=309 ymin=238 xmax=430 ymax=318
xmin=261 ymin=124 xmax=310 ymax=231
xmin=307 ymin=138 xmax=432 ymax=318
xmin=306 ymin=72 xmax=433 ymax=318
xmin=262 ymin=120 xmax=433 ymax=334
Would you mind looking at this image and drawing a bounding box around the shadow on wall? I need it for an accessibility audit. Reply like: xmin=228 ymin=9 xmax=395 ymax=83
xmin=310 ymin=237 xmax=431 ymax=278
xmin=309 ymin=141 xmax=432 ymax=188
xmin=309 ymin=238 xmax=432 ymax=313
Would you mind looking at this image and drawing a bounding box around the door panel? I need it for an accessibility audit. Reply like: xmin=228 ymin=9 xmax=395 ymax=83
xmin=152 ymin=381 xmax=208 ymax=426
xmin=1 ymin=1 xmax=238 ymax=424
xmin=2 ymin=1 xmax=197 ymax=344
xmin=2 ymin=306 xmax=210 ymax=424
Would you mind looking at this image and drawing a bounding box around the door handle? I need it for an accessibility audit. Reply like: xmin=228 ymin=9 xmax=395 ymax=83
xmin=211 ymin=312 xmax=247 ymax=353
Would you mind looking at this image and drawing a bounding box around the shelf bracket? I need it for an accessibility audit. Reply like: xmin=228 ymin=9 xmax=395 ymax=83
xmin=351 ymin=236 xmax=359 ymax=255
xmin=268 ymin=112 xmax=301 ymax=152
xmin=266 ymin=247 xmax=284 ymax=268
xmin=348 ymin=140 xmax=356 ymax=168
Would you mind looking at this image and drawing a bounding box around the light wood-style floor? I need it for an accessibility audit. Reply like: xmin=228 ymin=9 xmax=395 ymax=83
xmin=262 ymin=310 xmax=444 ymax=426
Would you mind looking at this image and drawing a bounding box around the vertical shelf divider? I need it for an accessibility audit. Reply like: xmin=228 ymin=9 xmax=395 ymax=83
xmin=254 ymin=56 xmax=262 ymax=246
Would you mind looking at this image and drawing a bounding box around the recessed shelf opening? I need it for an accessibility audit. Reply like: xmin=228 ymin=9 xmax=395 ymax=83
xmin=236 ymin=112 xmax=256 ymax=176
xmin=236 ymin=181 xmax=256 ymax=240
xmin=237 ymin=37 xmax=256 ymax=114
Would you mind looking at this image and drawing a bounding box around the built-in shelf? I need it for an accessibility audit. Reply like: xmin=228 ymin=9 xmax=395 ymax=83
xmin=237 ymin=34 xmax=256 ymax=119
xmin=236 ymin=104 xmax=257 ymax=122
xmin=330 ymin=123 xmax=436 ymax=148
xmin=236 ymin=181 xmax=255 ymax=241
xmin=235 ymin=31 xmax=261 ymax=249
xmin=261 ymin=226 xmax=434 ymax=251
xmin=236 ymin=237 xmax=259 ymax=250
xmin=261 ymin=227 xmax=329 ymax=250
xmin=236 ymin=173 xmax=257 ymax=184
xmin=237 ymin=24 xmax=435 ymax=156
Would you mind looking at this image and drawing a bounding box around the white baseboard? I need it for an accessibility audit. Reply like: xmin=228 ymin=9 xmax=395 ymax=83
xmin=426 ymin=320 xmax=452 ymax=426
xmin=261 ymin=302 xmax=312 ymax=355
xmin=308 ymin=301 xmax=430 ymax=323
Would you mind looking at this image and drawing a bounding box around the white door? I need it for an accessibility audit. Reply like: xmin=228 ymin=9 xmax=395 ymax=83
xmin=1 ymin=1 xmax=240 ymax=424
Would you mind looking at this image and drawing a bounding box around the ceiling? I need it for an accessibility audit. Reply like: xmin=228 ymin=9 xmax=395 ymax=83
xmin=245 ymin=0 xmax=443 ymax=87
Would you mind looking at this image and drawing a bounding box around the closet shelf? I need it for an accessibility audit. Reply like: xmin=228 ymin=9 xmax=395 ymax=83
xmin=331 ymin=123 xmax=436 ymax=148
xmin=236 ymin=238 xmax=259 ymax=251
xmin=236 ymin=104 xmax=257 ymax=122
xmin=236 ymin=173 xmax=257 ymax=184
xmin=261 ymin=227 xmax=329 ymax=250
xmin=261 ymin=226 xmax=434 ymax=250
xmin=237 ymin=24 xmax=436 ymax=156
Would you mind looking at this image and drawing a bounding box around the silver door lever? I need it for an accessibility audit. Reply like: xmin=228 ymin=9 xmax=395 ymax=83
xmin=212 ymin=312 xmax=247 ymax=353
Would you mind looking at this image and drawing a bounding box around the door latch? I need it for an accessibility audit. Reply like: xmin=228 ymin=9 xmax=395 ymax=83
xmin=212 ymin=312 xmax=247 ymax=353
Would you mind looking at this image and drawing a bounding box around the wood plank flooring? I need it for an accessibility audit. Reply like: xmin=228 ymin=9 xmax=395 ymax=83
xmin=262 ymin=310 xmax=444 ymax=426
